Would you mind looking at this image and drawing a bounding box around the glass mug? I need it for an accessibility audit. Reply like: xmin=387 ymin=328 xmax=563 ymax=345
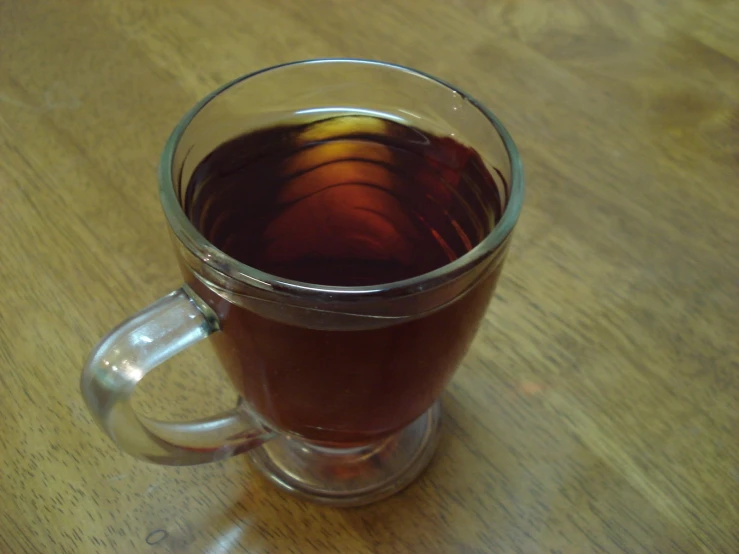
xmin=81 ymin=59 xmax=523 ymax=506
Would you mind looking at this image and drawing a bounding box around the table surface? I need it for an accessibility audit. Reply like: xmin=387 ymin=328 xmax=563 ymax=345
xmin=1 ymin=1 xmax=738 ymax=553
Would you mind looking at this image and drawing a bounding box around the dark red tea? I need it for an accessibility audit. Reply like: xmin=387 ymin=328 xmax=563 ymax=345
xmin=182 ymin=115 xmax=506 ymax=444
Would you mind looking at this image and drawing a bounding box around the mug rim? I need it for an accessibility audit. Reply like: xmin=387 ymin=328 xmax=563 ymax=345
xmin=158 ymin=58 xmax=524 ymax=298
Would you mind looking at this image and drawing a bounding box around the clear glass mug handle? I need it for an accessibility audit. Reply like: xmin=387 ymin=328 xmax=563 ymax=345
xmin=81 ymin=286 xmax=275 ymax=465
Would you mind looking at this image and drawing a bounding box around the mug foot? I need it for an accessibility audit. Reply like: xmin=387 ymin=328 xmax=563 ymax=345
xmin=247 ymin=401 xmax=442 ymax=507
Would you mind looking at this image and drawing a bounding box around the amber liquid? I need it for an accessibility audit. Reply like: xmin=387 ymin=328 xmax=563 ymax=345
xmin=183 ymin=115 xmax=506 ymax=444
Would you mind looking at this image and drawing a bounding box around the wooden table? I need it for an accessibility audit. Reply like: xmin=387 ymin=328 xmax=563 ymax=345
xmin=1 ymin=1 xmax=737 ymax=552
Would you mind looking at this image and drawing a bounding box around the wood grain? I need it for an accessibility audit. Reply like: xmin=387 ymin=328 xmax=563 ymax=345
xmin=1 ymin=0 xmax=737 ymax=552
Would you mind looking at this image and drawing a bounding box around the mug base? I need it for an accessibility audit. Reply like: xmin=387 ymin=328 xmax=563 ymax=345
xmin=247 ymin=401 xmax=442 ymax=507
